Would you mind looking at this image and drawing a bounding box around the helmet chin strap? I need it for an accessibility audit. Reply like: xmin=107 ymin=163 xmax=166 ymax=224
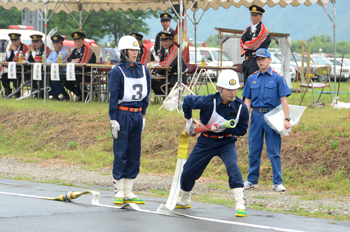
xmin=220 ymin=88 xmax=234 ymax=105
xmin=122 ymin=49 xmax=139 ymax=63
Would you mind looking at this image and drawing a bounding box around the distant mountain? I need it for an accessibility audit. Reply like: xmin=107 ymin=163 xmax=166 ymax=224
xmin=144 ymin=1 xmax=349 ymax=43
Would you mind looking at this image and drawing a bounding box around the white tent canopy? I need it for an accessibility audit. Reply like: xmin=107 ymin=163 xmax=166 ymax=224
xmin=0 ymin=0 xmax=330 ymax=13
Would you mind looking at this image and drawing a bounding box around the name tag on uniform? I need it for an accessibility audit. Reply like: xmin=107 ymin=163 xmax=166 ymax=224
xmin=33 ymin=63 xmax=42 ymax=80
xmin=66 ymin=63 xmax=76 ymax=81
xmin=8 ymin=62 xmax=17 ymax=79
xmin=51 ymin=63 xmax=60 ymax=81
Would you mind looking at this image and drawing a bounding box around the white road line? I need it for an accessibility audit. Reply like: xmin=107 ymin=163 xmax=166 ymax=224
xmin=0 ymin=190 xmax=306 ymax=232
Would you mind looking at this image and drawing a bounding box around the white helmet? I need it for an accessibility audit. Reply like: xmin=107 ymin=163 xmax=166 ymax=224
xmin=216 ymin=70 xmax=240 ymax=90
xmin=118 ymin=35 xmax=140 ymax=50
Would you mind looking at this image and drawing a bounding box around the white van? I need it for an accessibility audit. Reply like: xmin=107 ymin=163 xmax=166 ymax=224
xmin=195 ymin=47 xmax=234 ymax=67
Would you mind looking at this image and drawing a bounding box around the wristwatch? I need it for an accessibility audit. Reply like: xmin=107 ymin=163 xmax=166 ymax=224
xmin=284 ymin=118 xmax=291 ymax=121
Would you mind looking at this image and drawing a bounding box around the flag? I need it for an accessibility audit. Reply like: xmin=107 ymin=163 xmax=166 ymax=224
xmin=174 ymin=0 xmax=190 ymax=64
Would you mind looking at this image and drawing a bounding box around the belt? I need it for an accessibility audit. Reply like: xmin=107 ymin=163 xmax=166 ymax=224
xmin=252 ymin=107 xmax=272 ymax=113
xmin=118 ymin=106 xmax=142 ymax=112
xmin=202 ymin=133 xmax=232 ymax=139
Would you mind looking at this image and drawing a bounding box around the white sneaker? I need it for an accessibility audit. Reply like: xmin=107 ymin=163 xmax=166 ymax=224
xmin=273 ymin=184 xmax=286 ymax=192
xmin=244 ymin=181 xmax=258 ymax=189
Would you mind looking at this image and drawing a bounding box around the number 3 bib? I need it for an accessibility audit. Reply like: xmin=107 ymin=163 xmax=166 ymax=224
xmin=118 ymin=65 xmax=147 ymax=103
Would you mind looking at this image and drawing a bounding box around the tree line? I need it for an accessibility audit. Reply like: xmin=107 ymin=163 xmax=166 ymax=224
xmin=0 ymin=7 xmax=162 ymax=46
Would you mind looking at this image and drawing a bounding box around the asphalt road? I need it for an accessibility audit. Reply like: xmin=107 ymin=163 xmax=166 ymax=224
xmin=0 ymin=178 xmax=349 ymax=232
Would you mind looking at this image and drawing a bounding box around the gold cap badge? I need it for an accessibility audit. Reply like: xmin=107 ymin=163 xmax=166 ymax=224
xmin=53 ymin=36 xmax=57 ymax=40
xmin=33 ymin=35 xmax=37 ymax=39
xmin=161 ymin=34 xmax=166 ymax=38
xmin=253 ymin=7 xmax=257 ymax=11
xmin=74 ymin=33 xmax=78 ymax=38
xmin=11 ymin=34 xmax=15 ymax=38
xmin=164 ymin=14 xmax=168 ymax=18
xmin=229 ymin=79 xmax=236 ymax=85
xmin=132 ymin=34 xmax=136 ymax=37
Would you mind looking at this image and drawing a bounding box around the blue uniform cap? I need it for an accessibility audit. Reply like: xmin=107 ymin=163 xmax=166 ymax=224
xmin=254 ymin=48 xmax=271 ymax=59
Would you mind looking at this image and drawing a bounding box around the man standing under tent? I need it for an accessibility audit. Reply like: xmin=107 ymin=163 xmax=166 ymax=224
xmin=2 ymin=33 xmax=28 ymax=98
xmin=240 ymin=5 xmax=271 ymax=88
xmin=176 ymin=70 xmax=249 ymax=217
xmin=130 ymin=32 xmax=155 ymax=65
xmin=65 ymin=31 xmax=96 ymax=102
xmin=242 ymin=48 xmax=291 ymax=192
xmin=46 ymin=35 xmax=70 ymax=101
xmin=154 ymin=13 xmax=175 ymax=58
xmin=152 ymin=32 xmax=187 ymax=95
xmin=109 ymin=35 xmax=150 ymax=205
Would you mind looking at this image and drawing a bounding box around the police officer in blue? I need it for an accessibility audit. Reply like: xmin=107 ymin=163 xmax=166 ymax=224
xmin=242 ymin=48 xmax=291 ymax=192
xmin=177 ymin=70 xmax=249 ymax=217
xmin=46 ymin=35 xmax=70 ymax=100
xmin=109 ymin=35 xmax=150 ymax=205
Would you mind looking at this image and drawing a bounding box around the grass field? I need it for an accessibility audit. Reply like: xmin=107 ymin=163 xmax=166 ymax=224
xmin=0 ymin=80 xmax=349 ymax=199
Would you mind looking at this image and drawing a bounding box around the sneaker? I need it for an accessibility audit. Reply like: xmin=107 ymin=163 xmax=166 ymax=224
xmin=124 ymin=197 xmax=145 ymax=204
xmin=113 ymin=197 xmax=124 ymax=204
xmin=236 ymin=209 xmax=247 ymax=217
xmin=273 ymin=184 xmax=286 ymax=192
xmin=244 ymin=181 xmax=258 ymax=189
xmin=175 ymin=203 xmax=191 ymax=209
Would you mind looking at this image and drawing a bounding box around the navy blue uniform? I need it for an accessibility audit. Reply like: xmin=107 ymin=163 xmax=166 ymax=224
xmin=242 ymin=67 xmax=291 ymax=185
xmin=181 ymin=93 xmax=249 ymax=191
xmin=109 ymin=61 xmax=151 ymax=180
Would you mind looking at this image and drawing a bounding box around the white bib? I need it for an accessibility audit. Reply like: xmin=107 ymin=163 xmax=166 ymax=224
xmin=118 ymin=65 xmax=147 ymax=103
xmin=207 ymin=98 xmax=227 ymax=125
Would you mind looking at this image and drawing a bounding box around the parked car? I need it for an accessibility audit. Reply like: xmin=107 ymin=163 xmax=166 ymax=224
xmin=309 ymin=55 xmax=348 ymax=81
xmin=272 ymin=52 xmax=316 ymax=82
xmin=196 ymin=47 xmax=234 ymax=67
xmin=100 ymin=47 xmax=120 ymax=64
xmin=189 ymin=47 xmax=218 ymax=80
xmin=332 ymin=58 xmax=350 ymax=80
xmin=269 ymin=51 xmax=296 ymax=81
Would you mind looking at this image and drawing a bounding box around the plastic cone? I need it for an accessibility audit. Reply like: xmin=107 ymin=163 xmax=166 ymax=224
xmin=347 ymin=110 xmax=350 ymax=118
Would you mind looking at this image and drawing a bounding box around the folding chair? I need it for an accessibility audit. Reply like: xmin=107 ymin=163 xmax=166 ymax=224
xmin=299 ymin=66 xmax=333 ymax=107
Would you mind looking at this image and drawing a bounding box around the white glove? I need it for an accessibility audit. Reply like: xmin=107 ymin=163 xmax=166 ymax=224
xmin=110 ymin=120 xmax=120 ymax=139
xmin=186 ymin=118 xmax=195 ymax=136
xmin=142 ymin=118 xmax=146 ymax=132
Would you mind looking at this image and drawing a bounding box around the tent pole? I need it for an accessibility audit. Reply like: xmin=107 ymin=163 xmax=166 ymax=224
xmin=332 ymin=1 xmax=336 ymax=100
xmin=44 ymin=3 xmax=48 ymax=103
xmin=178 ymin=0 xmax=183 ymax=108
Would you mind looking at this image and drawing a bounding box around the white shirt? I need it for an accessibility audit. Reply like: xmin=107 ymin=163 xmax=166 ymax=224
xmin=162 ymin=27 xmax=171 ymax=33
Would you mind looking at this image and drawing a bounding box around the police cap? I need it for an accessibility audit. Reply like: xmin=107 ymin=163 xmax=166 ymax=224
xmin=8 ymin=33 xmax=21 ymax=40
xmin=71 ymin=32 xmax=85 ymax=40
xmin=249 ymin=5 xmax=265 ymax=15
xmin=159 ymin=32 xmax=173 ymax=40
xmin=30 ymin=34 xmax=43 ymax=41
xmin=130 ymin=33 xmax=143 ymax=40
xmin=51 ymin=35 xmax=64 ymax=43
xmin=160 ymin=13 xmax=172 ymax=22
